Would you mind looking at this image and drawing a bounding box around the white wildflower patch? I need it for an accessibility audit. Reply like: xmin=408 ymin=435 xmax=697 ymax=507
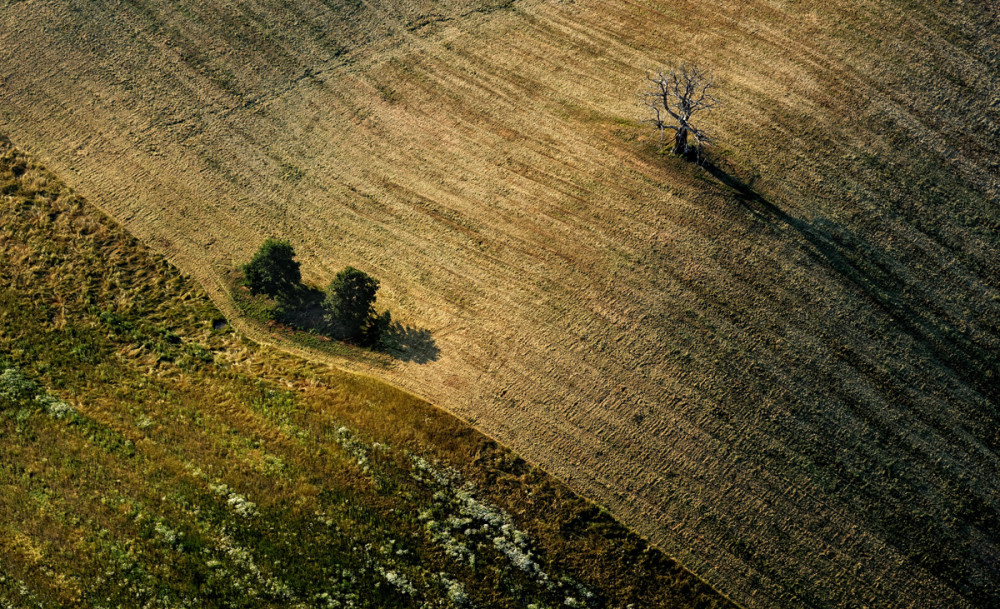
xmin=438 ymin=573 xmax=472 ymax=607
xmin=379 ymin=568 xmax=416 ymax=596
xmin=311 ymin=568 xmax=362 ymax=608
xmin=1 ymin=367 xmax=75 ymax=419
xmin=493 ymin=536 xmax=544 ymax=581
xmin=335 ymin=427 xmax=373 ymax=474
xmin=154 ymin=521 xmax=182 ymax=549
xmin=216 ymin=534 xmax=294 ymax=602
xmin=210 ymin=483 xmax=259 ymax=518
xmin=454 ymin=488 xmax=508 ymax=531
xmin=227 ymin=494 xmax=259 ymax=518
xmin=0 ymin=573 xmax=38 ymax=608
xmin=182 ymin=461 xmax=204 ymax=479
xmin=409 ymin=454 xmax=555 ymax=589
xmin=0 ymin=367 xmax=35 ymax=400
xmin=334 ymin=426 xmax=399 ymax=492
xmin=446 ymin=516 xmax=472 ymax=530
xmin=410 ymin=455 xmax=461 ymax=488
xmin=315 ymin=590 xmax=358 ymax=608
xmin=563 ymin=578 xmax=597 ymax=603
xmin=422 ymin=518 xmax=476 ymax=567
xmin=36 ymin=394 xmax=75 ymax=419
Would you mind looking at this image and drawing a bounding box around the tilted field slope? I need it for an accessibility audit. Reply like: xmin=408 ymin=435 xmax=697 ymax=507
xmin=2 ymin=0 xmax=999 ymax=607
xmin=0 ymin=138 xmax=733 ymax=608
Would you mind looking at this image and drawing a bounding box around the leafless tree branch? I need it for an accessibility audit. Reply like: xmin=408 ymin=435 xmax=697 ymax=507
xmin=642 ymin=63 xmax=718 ymax=160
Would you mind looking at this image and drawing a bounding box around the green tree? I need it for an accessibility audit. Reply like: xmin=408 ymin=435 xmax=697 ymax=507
xmin=243 ymin=237 xmax=301 ymax=296
xmin=361 ymin=309 xmax=392 ymax=349
xmin=325 ymin=266 xmax=380 ymax=340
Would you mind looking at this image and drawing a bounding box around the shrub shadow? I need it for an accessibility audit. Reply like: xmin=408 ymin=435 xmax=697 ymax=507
xmin=273 ymin=285 xmax=440 ymax=362
xmin=382 ymin=322 xmax=441 ymax=364
xmin=703 ymin=160 xmax=999 ymax=405
xmin=275 ymin=285 xmax=333 ymax=333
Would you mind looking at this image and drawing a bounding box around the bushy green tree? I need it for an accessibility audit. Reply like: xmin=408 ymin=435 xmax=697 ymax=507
xmin=362 ymin=310 xmax=393 ymax=349
xmin=243 ymin=237 xmax=301 ymax=296
xmin=325 ymin=266 xmax=380 ymax=340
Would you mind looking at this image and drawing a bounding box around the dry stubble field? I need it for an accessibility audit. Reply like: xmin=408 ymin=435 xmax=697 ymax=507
xmin=2 ymin=0 xmax=999 ymax=607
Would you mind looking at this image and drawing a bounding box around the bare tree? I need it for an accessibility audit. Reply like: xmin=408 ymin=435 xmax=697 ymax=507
xmin=644 ymin=64 xmax=718 ymax=159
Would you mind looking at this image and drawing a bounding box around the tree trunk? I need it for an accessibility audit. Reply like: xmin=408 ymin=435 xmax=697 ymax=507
xmin=672 ymin=128 xmax=688 ymax=155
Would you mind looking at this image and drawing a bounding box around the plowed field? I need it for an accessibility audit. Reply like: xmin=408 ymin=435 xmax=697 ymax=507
xmin=2 ymin=1 xmax=998 ymax=607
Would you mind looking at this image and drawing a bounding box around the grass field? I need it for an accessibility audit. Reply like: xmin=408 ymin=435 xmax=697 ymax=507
xmin=1 ymin=0 xmax=998 ymax=607
xmin=0 ymin=137 xmax=734 ymax=608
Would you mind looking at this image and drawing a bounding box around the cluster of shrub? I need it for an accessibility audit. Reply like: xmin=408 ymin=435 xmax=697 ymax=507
xmin=243 ymin=238 xmax=392 ymax=348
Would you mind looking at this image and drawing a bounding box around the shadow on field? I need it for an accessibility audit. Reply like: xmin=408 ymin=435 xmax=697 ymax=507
xmin=704 ymin=161 xmax=999 ymax=405
xmin=271 ymin=286 xmax=439 ymax=363
xmin=383 ymin=322 xmax=441 ymax=364
xmin=276 ymin=285 xmax=331 ymax=333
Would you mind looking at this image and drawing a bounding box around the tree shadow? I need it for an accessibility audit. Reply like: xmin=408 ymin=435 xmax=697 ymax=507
xmin=702 ymin=160 xmax=999 ymax=405
xmin=382 ymin=321 xmax=441 ymax=364
xmin=269 ymin=285 xmax=440 ymax=362
xmin=275 ymin=284 xmax=333 ymax=334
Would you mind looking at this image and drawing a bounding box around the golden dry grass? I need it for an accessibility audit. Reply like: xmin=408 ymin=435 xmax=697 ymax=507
xmin=1 ymin=1 xmax=998 ymax=607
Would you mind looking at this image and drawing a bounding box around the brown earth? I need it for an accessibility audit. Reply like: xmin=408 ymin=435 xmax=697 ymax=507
xmin=1 ymin=0 xmax=999 ymax=607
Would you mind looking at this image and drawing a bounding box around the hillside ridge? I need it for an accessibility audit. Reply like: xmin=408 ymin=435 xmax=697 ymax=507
xmin=2 ymin=0 xmax=998 ymax=607
xmin=0 ymin=134 xmax=736 ymax=608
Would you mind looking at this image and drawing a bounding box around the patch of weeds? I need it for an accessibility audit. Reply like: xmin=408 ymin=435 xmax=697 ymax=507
xmin=278 ymin=161 xmax=305 ymax=182
xmin=0 ymin=366 xmax=76 ymax=420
